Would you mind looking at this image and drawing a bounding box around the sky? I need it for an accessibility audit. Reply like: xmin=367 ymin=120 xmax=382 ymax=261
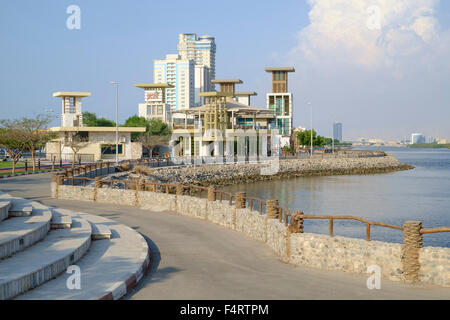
xmin=1 ymin=0 xmax=449 ymax=141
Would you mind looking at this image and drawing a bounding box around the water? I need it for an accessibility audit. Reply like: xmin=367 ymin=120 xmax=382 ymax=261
xmin=222 ymin=147 xmax=450 ymax=247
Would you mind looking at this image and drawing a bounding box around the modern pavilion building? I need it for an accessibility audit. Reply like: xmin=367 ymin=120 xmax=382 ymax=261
xmin=265 ymin=67 xmax=295 ymax=137
xmin=46 ymin=92 xmax=145 ymax=162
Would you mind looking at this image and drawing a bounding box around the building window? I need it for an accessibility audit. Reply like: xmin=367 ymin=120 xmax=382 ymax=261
xmin=101 ymin=144 xmax=124 ymax=155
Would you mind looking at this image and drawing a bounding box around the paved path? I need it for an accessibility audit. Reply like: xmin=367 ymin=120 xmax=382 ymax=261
xmin=0 ymin=174 xmax=449 ymax=299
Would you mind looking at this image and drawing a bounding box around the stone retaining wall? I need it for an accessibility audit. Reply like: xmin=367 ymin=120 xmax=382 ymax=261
xmin=52 ymin=183 xmax=449 ymax=288
xmin=111 ymin=155 xmax=415 ymax=187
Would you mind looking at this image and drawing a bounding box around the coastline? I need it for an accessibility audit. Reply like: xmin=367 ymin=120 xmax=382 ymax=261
xmin=107 ymin=154 xmax=415 ymax=187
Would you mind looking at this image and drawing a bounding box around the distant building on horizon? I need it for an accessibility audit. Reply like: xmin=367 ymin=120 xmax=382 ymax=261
xmin=411 ymin=133 xmax=426 ymax=144
xmin=333 ymin=122 xmax=343 ymax=142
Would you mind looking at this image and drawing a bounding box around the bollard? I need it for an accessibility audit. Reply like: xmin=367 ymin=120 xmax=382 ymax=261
xmin=25 ymin=160 xmax=28 ymax=172
xmin=402 ymin=221 xmax=423 ymax=284
xmin=207 ymin=186 xmax=216 ymax=202
xmin=234 ymin=192 xmax=246 ymax=209
xmin=176 ymin=183 xmax=184 ymax=196
xmin=266 ymin=200 xmax=279 ymax=219
xmin=38 ymin=159 xmax=41 ymax=170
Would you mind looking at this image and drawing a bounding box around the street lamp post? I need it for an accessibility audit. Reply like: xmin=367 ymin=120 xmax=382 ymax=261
xmin=110 ymin=81 xmax=119 ymax=165
xmin=332 ymin=120 xmax=335 ymax=155
xmin=308 ymin=102 xmax=312 ymax=157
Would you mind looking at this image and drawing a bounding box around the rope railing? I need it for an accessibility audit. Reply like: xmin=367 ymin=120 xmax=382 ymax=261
xmin=57 ymin=170 xmax=450 ymax=242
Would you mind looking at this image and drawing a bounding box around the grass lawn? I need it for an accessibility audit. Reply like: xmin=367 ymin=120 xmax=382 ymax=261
xmin=0 ymin=161 xmax=25 ymax=169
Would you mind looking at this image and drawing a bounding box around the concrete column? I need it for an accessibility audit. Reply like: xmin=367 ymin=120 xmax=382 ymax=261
xmin=402 ymin=221 xmax=423 ymax=283
xmin=266 ymin=200 xmax=279 ymax=219
xmin=234 ymin=192 xmax=246 ymax=209
xmin=208 ymin=186 xmax=216 ymax=202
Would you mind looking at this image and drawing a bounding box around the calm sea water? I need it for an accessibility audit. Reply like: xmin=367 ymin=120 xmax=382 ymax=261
xmin=222 ymin=147 xmax=450 ymax=247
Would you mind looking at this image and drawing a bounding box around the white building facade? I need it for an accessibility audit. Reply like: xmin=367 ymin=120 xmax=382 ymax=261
xmin=177 ymin=33 xmax=216 ymax=91
xmin=153 ymin=54 xmax=195 ymax=111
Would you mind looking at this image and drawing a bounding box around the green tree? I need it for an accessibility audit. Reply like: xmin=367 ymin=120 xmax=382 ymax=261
xmin=82 ymin=112 xmax=115 ymax=127
xmin=297 ymin=130 xmax=325 ymax=148
xmin=22 ymin=114 xmax=57 ymax=171
xmin=324 ymin=137 xmax=340 ymax=145
xmin=0 ymin=120 xmax=28 ymax=173
xmin=122 ymin=116 xmax=169 ymax=140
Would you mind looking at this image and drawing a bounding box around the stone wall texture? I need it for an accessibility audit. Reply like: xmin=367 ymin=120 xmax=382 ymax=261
xmin=52 ymin=184 xmax=449 ymax=288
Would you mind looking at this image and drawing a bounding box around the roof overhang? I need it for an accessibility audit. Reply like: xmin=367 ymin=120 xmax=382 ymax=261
xmin=49 ymin=126 xmax=146 ymax=133
xmin=211 ymin=79 xmax=243 ymax=84
xmin=53 ymin=92 xmax=91 ymax=98
xmin=235 ymin=91 xmax=257 ymax=96
xmin=264 ymin=67 xmax=295 ymax=73
xmin=134 ymin=83 xmax=174 ymax=89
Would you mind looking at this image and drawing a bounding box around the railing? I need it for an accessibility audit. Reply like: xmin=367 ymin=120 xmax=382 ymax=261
xmin=57 ymin=174 xmax=450 ymax=242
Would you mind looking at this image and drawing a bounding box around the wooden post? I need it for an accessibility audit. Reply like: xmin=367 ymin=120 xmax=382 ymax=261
xmin=366 ymin=223 xmax=371 ymax=241
xmin=176 ymin=183 xmax=184 ymax=196
xmin=266 ymin=200 xmax=279 ymax=219
xmin=234 ymin=192 xmax=246 ymax=209
xmin=329 ymin=218 xmax=334 ymax=237
xmin=208 ymin=186 xmax=216 ymax=202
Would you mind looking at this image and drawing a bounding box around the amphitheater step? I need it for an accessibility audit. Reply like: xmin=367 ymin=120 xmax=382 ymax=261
xmin=7 ymin=200 xmax=33 ymax=217
xmin=0 ymin=216 xmax=92 ymax=300
xmin=0 ymin=208 xmax=52 ymax=260
xmin=90 ymin=222 xmax=112 ymax=240
xmin=50 ymin=210 xmax=72 ymax=229
xmin=16 ymin=213 xmax=150 ymax=300
xmin=0 ymin=201 xmax=11 ymax=222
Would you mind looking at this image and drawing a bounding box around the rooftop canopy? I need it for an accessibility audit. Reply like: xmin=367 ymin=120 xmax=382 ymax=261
xmin=53 ymin=92 xmax=91 ymax=97
xmin=134 ymin=83 xmax=174 ymax=89
xmin=173 ymin=100 xmax=275 ymax=118
xmin=264 ymin=67 xmax=295 ymax=73
xmin=49 ymin=127 xmax=146 ymax=132
xmin=211 ymin=79 xmax=243 ymax=84
xmin=235 ymin=91 xmax=257 ymax=96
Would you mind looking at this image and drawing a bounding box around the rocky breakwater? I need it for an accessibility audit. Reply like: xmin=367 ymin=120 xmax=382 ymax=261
xmin=104 ymin=154 xmax=414 ymax=187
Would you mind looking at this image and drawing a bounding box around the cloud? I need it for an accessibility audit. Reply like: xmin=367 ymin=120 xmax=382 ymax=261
xmin=291 ymin=0 xmax=448 ymax=72
xmin=286 ymin=0 xmax=450 ymax=140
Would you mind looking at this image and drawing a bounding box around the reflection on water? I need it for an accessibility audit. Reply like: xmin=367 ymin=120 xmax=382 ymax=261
xmin=222 ymin=147 xmax=450 ymax=247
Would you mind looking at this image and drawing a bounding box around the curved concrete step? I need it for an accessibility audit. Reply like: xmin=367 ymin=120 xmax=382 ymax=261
xmin=16 ymin=213 xmax=150 ymax=300
xmin=0 ymin=208 xmax=52 ymax=260
xmin=0 ymin=201 xmax=11 ymax=222
xmin=90 ymin=222 xmax=112 ymax=240
xmin=50 ymin=210 xmax=72 ymax=229
xmin=0 ymin=195 xmax=33 ymax=218
xmin=0 ymin=216 xmax=92 ymax=300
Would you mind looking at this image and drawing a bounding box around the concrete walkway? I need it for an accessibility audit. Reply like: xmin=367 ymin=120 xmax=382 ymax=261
xmin=0 ymin=173 xmax=449 ymax=299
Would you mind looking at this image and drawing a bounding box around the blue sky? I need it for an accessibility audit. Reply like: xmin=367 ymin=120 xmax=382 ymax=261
xmin=1 ymin=0 xmax=450 ymax=140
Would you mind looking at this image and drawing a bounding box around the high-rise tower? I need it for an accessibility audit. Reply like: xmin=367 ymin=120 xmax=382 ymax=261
xmin=265 ymin=67 xmax=295 ymax=135
xmin=153 ymin=54 xmax=195 ymax=111
xmin=178 ymin=33 xmax=216 ymax=91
